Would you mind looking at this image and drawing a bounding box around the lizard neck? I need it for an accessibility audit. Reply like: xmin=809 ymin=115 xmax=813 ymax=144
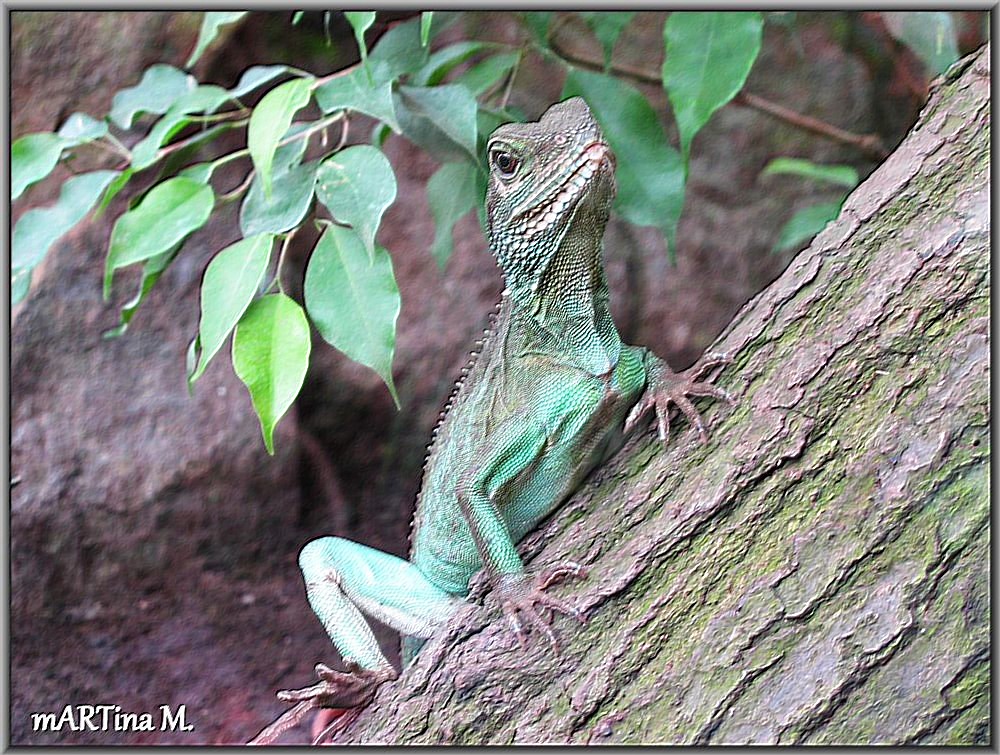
xmin=505 ymin=222 xmax=621 ymax=376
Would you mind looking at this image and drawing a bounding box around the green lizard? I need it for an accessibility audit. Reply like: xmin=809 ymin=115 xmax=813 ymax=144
xmin=251 ymin=97 xmax=732 ymax=744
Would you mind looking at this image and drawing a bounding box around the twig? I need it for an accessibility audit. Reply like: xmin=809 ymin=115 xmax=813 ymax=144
xmin=549 ymin=38 xmax=889 ymax=160
xmin=219 ymin=169 xmax=254 ymax=203
xmin=732 ymin=92 xmax=888 ymax=159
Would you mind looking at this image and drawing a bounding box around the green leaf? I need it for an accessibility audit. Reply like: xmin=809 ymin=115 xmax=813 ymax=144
xmin=13 ymin=170 xmax=119 ymax=272
xmin=521 ymin=12 xmax=553 ymax=45
xmin=232 ymin=293 xmax=311 ymax=454
xmin=110 ymin=64 xmax=195 ymax=129
xmin=11 ymin=133 xmax=65 ymax=200
xmin=57 ymin=112 xmax=108 ymax=145
xmin=762 ymin=158 xmax=859 ymax=189
xmin=411 ymin=41 xmax=495 ymax=87
xmin=94 ymin=168 xmax=135 ymax=217
xmin=240 ymin=161 xmax=318 ymax=237
xmin=367 ymin=17 xmax=430 ymax=84
xmin=563 ymin=69 xmax=685 ymax=257
xmin=187 ymin=11 xmax=248 ymax=68
xmin=191 ymin=233 xmax=274 ymax=382
xmin=420 ymin=12 xmax=433 ymax=46
xmin=394 ymin=84 xmax=478 ymax=163
xmin=315 ymin=67 xmax=400 ymax=132
xmin=774 ymin=200 xmax=843 ymax=253
xmin=427 ymin=161 xmax=478 ymax=268
xmin=12 ymin=268 xmax=32 ymax=307
xmin=315 ymin=145 xmax=396 ymax=259
xmin=345 ymin=11 xmax=376 ymax=70
xmin=230 ymin=65 xmax=292 ymax=100
xmin=105 ymin=177 xmax=214 ymax=297
xmin=579 ymin=12 xmax=635 ymax=68
xmin=304 ymin=224 xmax=400 ymax=407
xmin=882 ymin=12 xmax=959 ymax=75
xmin=130 ymin=85 xmax=232 ymax=169
xmin=662 ymin=11 xmax=763 ymax=161
xmin=292 ymin=11 xmax=305 ymax=25
xmin=103 ymin=246 xmax=178 ymax=339
xmin=186 ymin=335 xmax=201 ymax=389
xmin=247 ymin=77 xmax=313 ymax=197
xmin=179 ymin=162 xmax=217 ymax=184
xmin=371 ymin=122 xmax=391 ymax=148
xmin=457 ymin=51 xmax=520 ymax=97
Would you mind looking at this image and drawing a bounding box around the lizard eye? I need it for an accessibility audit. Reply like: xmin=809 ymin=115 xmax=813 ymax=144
xmin=490 ymin=149 xmax=519 ymax=179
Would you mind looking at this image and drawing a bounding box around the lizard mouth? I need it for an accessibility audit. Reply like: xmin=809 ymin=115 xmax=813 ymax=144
xmin=517 ymin=141 xmax=614 ymax=239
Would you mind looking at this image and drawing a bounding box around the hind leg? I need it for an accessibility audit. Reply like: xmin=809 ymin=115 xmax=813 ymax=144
xmin=250 ymin=537 xmax=461 ymax=744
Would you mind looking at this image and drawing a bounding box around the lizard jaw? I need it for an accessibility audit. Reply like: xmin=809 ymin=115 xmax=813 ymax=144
xmin=517 ymin=141 xmax=614 ymax=240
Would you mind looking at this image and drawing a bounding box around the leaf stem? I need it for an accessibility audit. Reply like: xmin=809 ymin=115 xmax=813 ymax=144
xmin=210 ymin=111 xmax=346 ymax=171
xmin=219 ymin=169 xmax=255 ymax=203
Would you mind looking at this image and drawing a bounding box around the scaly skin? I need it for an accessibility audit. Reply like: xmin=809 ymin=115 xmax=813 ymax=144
xmin=250 ymin=97 xmax=733 ymax=744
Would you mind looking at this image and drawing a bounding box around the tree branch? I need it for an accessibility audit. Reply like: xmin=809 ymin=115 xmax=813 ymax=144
xmin=549 ymin=38 xmax=889 ymax=160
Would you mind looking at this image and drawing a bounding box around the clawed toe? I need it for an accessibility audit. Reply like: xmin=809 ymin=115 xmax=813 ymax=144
xmin=494 ymin=565 xmax=588 ymax=652
xmin=250 ymin=663 xmax=393 ymax=745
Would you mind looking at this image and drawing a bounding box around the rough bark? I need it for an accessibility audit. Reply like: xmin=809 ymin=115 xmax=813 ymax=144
xmin=334 ymin=45 xmax=990 ymax=746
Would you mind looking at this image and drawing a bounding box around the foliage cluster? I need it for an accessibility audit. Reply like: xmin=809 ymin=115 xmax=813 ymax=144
xmin=10 ymin=11 xmax=961 ymax=451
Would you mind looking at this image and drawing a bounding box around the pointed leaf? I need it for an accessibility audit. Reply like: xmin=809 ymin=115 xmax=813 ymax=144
xmin=240 ymin=161 xmax=318 ymax=236
xmin=579 ymin=12 xmax=635 ymax=68
xmin=13 ymin=170 xmax=119 ymax=272
xmin=230 ymin=65 xmax=292 ymax=100
xmin=315 ymin=145 xmax=396 ymax=258
xmin=105 ymin=177 xmax=214 ymax=297
xmin=521 ymin=12 xmax=553 ymax=45
xmin=345 ymin=11 xmax=376 ymax=68
xmin=762 ymin=158 xmax=859 ymax=189
xmin=367 ymin=17 xmax=430 ymax=84
xmin=57 ymin=112 xmax=108 ymax=145
xmin=179 ymin=162 xmax=217 ymax=184
xmin=420 ymin=12 xmax=433 ymax=46
xmin=94 ymin=169 xmax=135 ymax=217
xmin=191 ymin=233 xmax=274 ymax=382
xmin=304 ymin=224 xmax=400 ymax=406
xmin=457 ymin=51 xmax=520 ymax=96
xmin=563 ymin=69 xmax=685 ymax=256
xmin=394 ymin=84 xmax=478 ymax=163
xmin=103 ymin=246 xmax=179 ymax=339
xmin=315 ymin=67 xmax=400 ymax=132
xmin=427 ymin=160 xmax=478 ymax=268
xmin=110 ymin=64 xmax=195 ymax=129
xmin=11 ymin=133 xmax=64 ymax=200
xmin=232 ymin=293 xmax=311 ymax=454
xmin=774 ymin=200 xmax=844 ymax=253
xmin=248 ymin=77 xmax=313 ymax=197
xmin=187 ymin=11 xmax=248 ymax=68
xmin=882 ymin=11 xmax=959 ymax=75
xmin=130 ymin=85 xmax=231 ymax=169
xmin=662 ymin=11 xmax=763 ymax=161
xmin=411 ymin=41 xmax=495 ymax=87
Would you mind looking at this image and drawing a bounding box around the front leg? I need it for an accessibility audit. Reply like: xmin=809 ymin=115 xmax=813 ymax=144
xmin=456 ymin=423 xmax=587 ymax=649
xmin=625 ymin=349 xmax=735 ymax=446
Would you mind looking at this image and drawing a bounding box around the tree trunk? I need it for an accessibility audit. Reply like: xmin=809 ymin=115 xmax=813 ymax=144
xmin=334 ymin=44 xmax=990 ymax=745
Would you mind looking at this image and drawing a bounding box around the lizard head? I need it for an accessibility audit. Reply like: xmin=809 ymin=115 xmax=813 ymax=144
xmin=485 ymin=97 xmax=616 ymax=284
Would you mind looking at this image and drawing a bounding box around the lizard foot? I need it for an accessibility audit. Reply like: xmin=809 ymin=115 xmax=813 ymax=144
xmin=625 ymin=352 xmax=736 ymax=446
xmin=247 ymin=662 xmax=394 ymax=745
xmin=494 ymin=562 xmax=588 ymax=652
